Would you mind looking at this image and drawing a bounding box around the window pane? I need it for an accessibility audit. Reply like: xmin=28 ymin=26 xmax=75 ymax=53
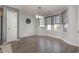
xmin=54 ymin=24 xmax=60 ymax=31
xmin=54 ymin=16 xmax=60 ymax=23
xmin=40 ymin=19 xmax=44 ymax=27
xmin=51 ymin=17 xmax=54 ymax=25
xmin=54 ymin=15 xmax=62 ymax=24
xmin=47 ymin=25 xmax=51 ymax=30
xmin=45 ymin=17 xmax=52 ymax=31
xmin=54 ymin=24 xmax=63 ymax=31
xmin=46 ymin=18 xmax=51 ymax=25
xmin=51 ymin=25 xmax=54 ymax=31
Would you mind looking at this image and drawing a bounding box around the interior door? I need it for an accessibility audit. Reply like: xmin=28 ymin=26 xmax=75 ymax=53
xmin=6 ymin=10 xmax=17 ymax=42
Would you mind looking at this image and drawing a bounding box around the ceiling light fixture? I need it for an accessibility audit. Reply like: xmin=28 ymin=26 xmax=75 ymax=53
xmin=35 ymin=7 xmax=44 ymax=19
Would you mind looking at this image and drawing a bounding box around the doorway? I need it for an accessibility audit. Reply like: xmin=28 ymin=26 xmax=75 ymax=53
xmin=0 ymin=8 xmax=3 ymax=44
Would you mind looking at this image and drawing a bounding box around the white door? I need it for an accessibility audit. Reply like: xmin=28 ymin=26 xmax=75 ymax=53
xmin=6 ymin=10 xmax=17 ymax=42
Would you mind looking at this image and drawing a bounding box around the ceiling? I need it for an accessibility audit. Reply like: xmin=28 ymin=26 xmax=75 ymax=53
xmin=8 ymin=5 xmax=67 ymax=17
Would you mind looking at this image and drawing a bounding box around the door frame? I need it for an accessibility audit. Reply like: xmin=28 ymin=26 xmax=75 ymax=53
xmin=2 ymin=6 xmax=19 ymax=42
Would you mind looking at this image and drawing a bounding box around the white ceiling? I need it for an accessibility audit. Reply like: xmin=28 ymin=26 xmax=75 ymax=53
xmin=8 ymin=5 xmax=67 ymax=16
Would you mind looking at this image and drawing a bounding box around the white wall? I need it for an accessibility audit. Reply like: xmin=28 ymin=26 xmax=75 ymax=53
xmin=65 ymin=6 xmax=79 ymax=46
xmin=19 ymin=11 xmax=37 ymax=38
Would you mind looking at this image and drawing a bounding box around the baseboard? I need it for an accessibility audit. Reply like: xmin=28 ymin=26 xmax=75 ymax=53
xmin=13 ymin=34 xmax=79 ymax=47
xmin=19 ymin=35 xmax=38 ymax=39
xmin=19 ymin=34 xmax=37 ymax=38
xmin=61 ymin=39 xmax=79 ymax=47
xmin=37 ymin=34 xmax=79 ymax=47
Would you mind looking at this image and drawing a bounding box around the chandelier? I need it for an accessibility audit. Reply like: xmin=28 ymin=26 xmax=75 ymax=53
xmin=35 ymin=7 xmax=44 ymax=19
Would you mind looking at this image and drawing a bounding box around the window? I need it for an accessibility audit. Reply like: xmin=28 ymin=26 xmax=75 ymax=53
xmin=53 ymin=15 xmax=63 ymax=31
xmin=40 ymin=19 xmax=44 ymax=27
xmin=40 ymin=10 xmax=68 ymax=32
xmin=54 ymin=15 xmax=61 ymax=24
xmin=54 ymin=24 xmax=60 ymax=31
xmin=47 ymin=25 xmax=51 ymax=30
xmin=46 ymin=18 xmax=52 ymax=31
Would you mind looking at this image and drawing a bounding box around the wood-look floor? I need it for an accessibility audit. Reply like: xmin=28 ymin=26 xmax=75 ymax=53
xmin=11 ymin=35 xmax=79 ymax=53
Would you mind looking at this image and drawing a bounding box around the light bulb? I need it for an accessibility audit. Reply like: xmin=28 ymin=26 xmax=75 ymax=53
xmin=41 ymin=16 xmax=44 ymax=19
xmin=36 ymin=14 xmax=38 ymax=18
xmin=39 ymin=16 xmax=41 ymax=18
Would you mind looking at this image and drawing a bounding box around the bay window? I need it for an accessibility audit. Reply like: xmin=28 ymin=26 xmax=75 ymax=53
xmin=39 ymin=9 xmax=68 ymax=32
